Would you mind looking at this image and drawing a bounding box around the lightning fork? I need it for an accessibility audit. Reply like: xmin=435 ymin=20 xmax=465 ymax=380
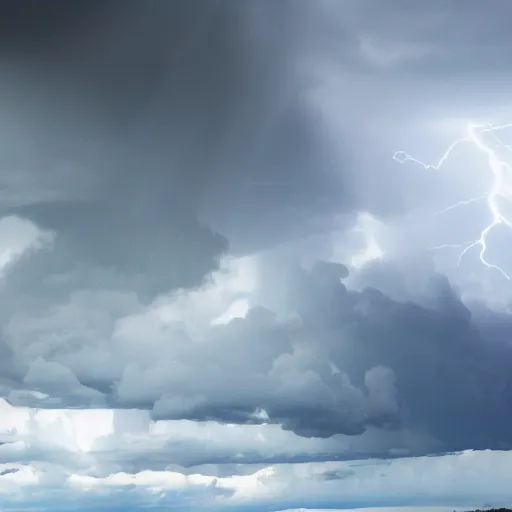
xmin=393 ymin=122 xmax=512 ymax=280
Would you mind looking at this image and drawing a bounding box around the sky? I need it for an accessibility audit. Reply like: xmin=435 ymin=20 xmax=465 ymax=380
xmin=1 ymin=0 xmax=512 ymax=510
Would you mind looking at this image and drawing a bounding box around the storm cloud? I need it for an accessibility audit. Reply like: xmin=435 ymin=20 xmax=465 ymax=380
xmin=2 ymin=1 xmax=512 ymax=510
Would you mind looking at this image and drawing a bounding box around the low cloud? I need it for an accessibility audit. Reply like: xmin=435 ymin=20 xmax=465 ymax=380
xmin=1 ymin=253 xmax=512 ymax=457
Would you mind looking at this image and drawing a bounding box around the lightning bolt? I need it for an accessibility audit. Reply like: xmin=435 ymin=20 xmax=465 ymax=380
xmin=393 ymin=122 xmax=512 ymax=280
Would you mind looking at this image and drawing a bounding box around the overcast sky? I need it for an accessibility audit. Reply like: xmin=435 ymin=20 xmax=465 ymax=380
xmin=1 ymin=1 xmax=512 ymax=510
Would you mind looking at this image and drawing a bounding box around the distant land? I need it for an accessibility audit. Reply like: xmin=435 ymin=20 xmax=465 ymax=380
xmin=467 ymin=509 xmax=512 ymax=512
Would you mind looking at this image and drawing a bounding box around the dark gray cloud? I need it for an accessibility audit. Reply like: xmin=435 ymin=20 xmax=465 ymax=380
xmin=2 ymin=0 xmax=511 ymax=302
xmin=0 ymin=0 xmax=352 ymax=299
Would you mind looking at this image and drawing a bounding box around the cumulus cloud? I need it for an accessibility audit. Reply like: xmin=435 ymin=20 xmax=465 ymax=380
xmin=2 ymin=253 xmax=512 ymax=458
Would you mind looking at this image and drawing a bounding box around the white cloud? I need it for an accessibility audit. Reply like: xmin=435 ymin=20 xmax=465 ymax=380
xmin=0 ymin=446 xmax=510 ymax=510
xmin=0 ymin=400 xmax=427 ymax=471
xmin=0 ymin=398 xmax=511 ymax=510
xmin=0 ymin=215 xmax=52 ymax=277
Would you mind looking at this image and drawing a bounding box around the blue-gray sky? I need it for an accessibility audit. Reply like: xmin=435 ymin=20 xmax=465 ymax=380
xmin=1 ymin=1 xmax=512 ymax=510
